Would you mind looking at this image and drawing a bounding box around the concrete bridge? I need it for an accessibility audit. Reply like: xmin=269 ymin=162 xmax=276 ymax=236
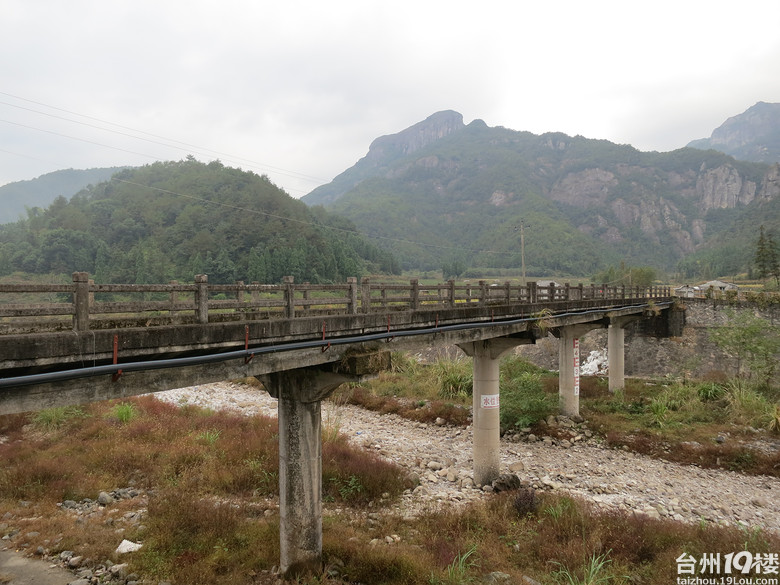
xmin=0 ymin=272 xmax=680 ymax=576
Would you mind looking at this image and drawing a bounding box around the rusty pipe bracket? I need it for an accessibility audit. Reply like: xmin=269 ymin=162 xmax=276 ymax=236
xmin=244 ymin=325 xmax=255 ymax=363
xmin=321 ymin=321 xmax=331 ymax=352
xmin=112 ymin=334 xmax=123 ymax=382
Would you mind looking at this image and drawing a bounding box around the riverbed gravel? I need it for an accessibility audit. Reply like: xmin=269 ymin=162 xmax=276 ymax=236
xmin=154 ymin=381 xmax=779 ymax=533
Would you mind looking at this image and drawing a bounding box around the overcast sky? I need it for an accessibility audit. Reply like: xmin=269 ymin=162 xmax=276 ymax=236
xmin=2 ymin=0 xmax=780 ymax=198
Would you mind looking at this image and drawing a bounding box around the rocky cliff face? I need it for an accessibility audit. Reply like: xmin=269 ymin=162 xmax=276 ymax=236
xmin=687 ymin=101 xmax=780 ymax=164
xmin=363 ymin=110 xmax=465 ymax=165
xmin=303 ymin=109 xmax=779 ymax=273
xmin=546 ymin=158 xmax=780 ymax=257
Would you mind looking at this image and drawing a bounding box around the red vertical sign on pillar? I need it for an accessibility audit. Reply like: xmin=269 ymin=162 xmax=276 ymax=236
xmin=573 ymin=338 xmax=580 ymax=396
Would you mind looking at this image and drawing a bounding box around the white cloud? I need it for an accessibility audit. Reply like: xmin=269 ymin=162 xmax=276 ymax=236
xmin=2 ymin=0 xmax=779 ymax=196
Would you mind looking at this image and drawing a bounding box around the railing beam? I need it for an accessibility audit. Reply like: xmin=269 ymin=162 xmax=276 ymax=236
xmin=72 ymin=272 xmax=90 ymax=332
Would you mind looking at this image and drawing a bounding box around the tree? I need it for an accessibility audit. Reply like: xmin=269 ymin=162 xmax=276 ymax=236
xmin=710 ymin=309 xmax=780 ymax=386
xmin=767 ymin=232 xmax=780 ymax=287
xmin=754 ymin=225 xmax=780 ymax=286
xmin=442 ymin=257 xmax=467 ymax=280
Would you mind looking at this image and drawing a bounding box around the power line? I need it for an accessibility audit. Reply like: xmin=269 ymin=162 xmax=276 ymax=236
xmin=2 ymin=92 xmax=507 ymax=257
xmin=0 ymin=118 xmax=161 ymax=161
xmin=0 ymin=91 xmax=330 ymax=190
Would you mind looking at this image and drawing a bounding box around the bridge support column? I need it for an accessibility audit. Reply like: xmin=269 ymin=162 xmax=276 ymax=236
xmin=459 ymin=338 xmax=531 ymax=487
xmin=259 ymin=367 xmax=351 ymax=578
xmin=607 ymin=323 xmax=624 ymax=392
xmin=556 ymin=325 xmax=601 ymax=418
xmin=607 ymin=316 xmax=639 ymax=393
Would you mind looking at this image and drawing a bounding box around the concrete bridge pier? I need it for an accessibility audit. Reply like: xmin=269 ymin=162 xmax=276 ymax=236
xmin=607 ymin=316 xmax=638 ymax=393
xmin=459 ymin=338 xmax=531 ymax=486
xmin=555 ymin=324 xmax=602 ymax=418
xmin=259 ymin=367 xmax=353 ymax=578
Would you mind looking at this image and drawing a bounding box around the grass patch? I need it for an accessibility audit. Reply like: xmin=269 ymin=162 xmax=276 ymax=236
xmin=31 ymin=405 xmax=88 ymax=430
xmin=108 ymin=401 xmax=139 ymax=424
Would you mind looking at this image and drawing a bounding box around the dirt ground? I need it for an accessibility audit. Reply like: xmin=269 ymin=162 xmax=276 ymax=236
xmin=0 ymin=548 xmax=73 ymax=585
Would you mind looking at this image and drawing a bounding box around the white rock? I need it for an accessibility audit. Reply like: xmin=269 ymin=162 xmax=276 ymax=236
xmin=115 ymin=539 xmax=143 ymax=554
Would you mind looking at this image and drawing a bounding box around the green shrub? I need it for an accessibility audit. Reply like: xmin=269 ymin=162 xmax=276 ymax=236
xmin=431 ymin=359 xmax=473 ymax=399
xmin=499 ymin=371 xmax=556 ymax=431
xmin=696 ymin=382 xmax=725 ymax=402
xmin=725 ymin=381 xmax=774 ymax=428
xmin=390 ymin=351 xmax=422 ymax=375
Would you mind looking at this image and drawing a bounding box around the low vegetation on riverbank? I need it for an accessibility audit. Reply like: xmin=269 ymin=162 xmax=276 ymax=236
xmin=0 ymin=356 xmax=778 ymax=584
xmin=346 ymin=352 xmax=780 ymax=477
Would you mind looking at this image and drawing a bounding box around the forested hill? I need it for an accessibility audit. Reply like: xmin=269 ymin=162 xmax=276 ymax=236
xmin=303 ymin=112 xmax=780 ymax=278
xmin=0 ymin=159 xmax=399 ymax=284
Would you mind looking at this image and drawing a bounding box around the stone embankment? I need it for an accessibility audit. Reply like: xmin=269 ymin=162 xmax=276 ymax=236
xmin=158 ymin=382 xmax=779 ymax=532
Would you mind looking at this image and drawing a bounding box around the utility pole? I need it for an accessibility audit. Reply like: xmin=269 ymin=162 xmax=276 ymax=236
xmin=518 ymin=222 xmax=526 ymax=285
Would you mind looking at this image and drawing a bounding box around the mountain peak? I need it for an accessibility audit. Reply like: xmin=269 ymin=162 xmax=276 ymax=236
xmin=687 ymin=101 xmax=780 ymax=163
xmin=302 ymin=110 xmax=465 ymax=206
xmin=365 ymin=110 xmax=465 ymax=164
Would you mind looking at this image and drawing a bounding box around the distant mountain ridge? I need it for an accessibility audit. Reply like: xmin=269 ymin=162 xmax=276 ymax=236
xmin=0 ymin=167 xmax=127 ymax=224
xmin=687 ymin=101 xmax=780 ymax=164
xmin=302 ymin=110 xmax=780 ymax=278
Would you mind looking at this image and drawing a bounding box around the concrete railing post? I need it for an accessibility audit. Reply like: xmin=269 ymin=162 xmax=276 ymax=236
xmin=235 ymin=281 xmax=245 ymax=316
xmin=302 ymin=283 xmax=310 ymax=315
xmin=448 ymin=279 xmax=456 ymax=307
xmin=72 ymin=272 xmax=90 ymax=332
xmin=195 ymin=274 xmax=209 ymax=324
xmin=410 ymin=278 xmax=420 ymax=310
xmin=478 ymin=280 xmax=487 ymax=306
xmin=283 ymin=276 xmax=295 ymax=319
xmin=169 ymin=281 xmax=178 ymax=310
xmin=361 ymin=278 xmax=371 ymax=313
xmin=528 ymin=281 xmax=537 ymax=303
xmin=347 ymin=277 xmax=358 ymax=315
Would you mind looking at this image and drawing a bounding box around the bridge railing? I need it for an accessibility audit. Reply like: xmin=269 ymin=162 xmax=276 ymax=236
xmin=0 ymin=272 xmax=671 ymax=333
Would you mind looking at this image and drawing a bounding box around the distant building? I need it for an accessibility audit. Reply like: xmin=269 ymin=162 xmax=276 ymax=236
xmin=702 ymin=280 xmax=738 ymax=292
xmin=536 ymin=280 xmax=561 ymax=288
xmin=674 ymin=284 xmax=700 ymax=298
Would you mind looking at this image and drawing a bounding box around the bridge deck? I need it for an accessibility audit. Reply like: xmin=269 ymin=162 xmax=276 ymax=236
xmin=0 ymin=273 xmax=674 ymax=414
